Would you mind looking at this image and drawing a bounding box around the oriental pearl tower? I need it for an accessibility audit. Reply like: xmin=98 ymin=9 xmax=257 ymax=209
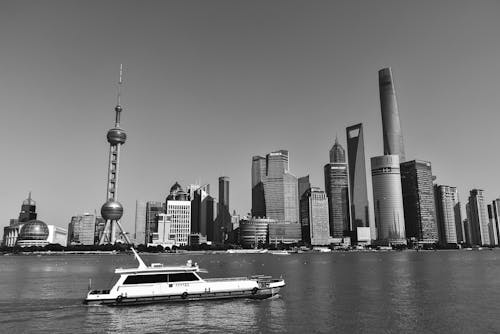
xmin=99 ymin=65 xmax=130 ymax=245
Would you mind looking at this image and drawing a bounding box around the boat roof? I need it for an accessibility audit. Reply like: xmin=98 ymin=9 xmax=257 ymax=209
xmin=115 ymin=248 xmax=203 ymax=275
xmin=115 ymin=264 xmax=200 ymax=275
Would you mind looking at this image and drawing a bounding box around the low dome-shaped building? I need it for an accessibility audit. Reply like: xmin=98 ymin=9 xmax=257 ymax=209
xmin=16 ymin=220 xmax=50 ymax=247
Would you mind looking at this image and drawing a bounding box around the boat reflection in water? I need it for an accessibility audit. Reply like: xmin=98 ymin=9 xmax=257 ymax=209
xmin=84 ymin=249 xmax=285 ymax=306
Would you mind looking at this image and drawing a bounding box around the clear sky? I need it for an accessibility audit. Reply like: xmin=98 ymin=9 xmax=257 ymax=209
xmin=1 ymin=0 xmax=499 ymax=234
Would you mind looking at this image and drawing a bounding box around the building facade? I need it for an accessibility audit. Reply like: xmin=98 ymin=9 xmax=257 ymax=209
xmin=434 ymin=185 xmax=463 ymax=245
xmin=300 ymin=187 xmax=331 ymax=245
xmin=239 ymin=217 xmax=272 ymax=248
xmin=145 ymin=201 xmax=164 ymax=244
xmin=379 ymin=67 xmax=405 ymax=162
xmin=400 ymin=160 xmax=438 ymax=244
xmin=134 ymin=200 xmax=147 ymax=245
xmin=263 ymin=150 xmax=299 ymax=224
xmin=67 ymin=214 xmax=96 ymax=245
xmin=189 ymin=184 xmax=214 ymax=238
xmin=214 ymin=176 xmax=232 ymax=243
xmin=324 ymin=138 xmax=350 ymax=238
xmin=467 ymin=189 xmax=490 ymax=246
xmin=251 ymin=156 xmax=267 ymax=218
xmin=487 ymin=204 xmax=499 ymax=246
xmin=491 ymin=199 xmax=500 ymax=245
xmin=268 ymin=222 xmax=302 ymax=245
xmin=346 ymin=124 xmax=370 ymax=229
xmin=371 ymin=155 xmax=406 ymax=245
xmin=298 ymin=175 xmax=311 ymax=201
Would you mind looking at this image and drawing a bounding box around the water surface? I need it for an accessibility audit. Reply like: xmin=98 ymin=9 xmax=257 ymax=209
xmin=1 ymin=251 xmax=499 ymax=333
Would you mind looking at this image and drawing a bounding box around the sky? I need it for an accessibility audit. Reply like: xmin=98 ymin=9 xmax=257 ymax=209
xmin=1 ymin=0 xmax=499 ymax=235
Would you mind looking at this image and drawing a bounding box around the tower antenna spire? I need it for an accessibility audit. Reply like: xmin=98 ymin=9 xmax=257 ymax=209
xmin=117 ymin=64 xmax=123 ymax=106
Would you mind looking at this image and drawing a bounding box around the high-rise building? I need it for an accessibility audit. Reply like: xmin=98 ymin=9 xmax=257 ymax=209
xmin=134 ymin=200 xmax=147 ymax=245
xmin=324 ymin=138 xmax=350 ymax=238
xmin=346 ymin=124 xmax=370 ymax=229
xmin=189 ymin=184 xmax=214 ymax=238
xmin=487 ymin=204 xmax=498 ymax=246
xmin=434 ymin=185 xmax=463 ymax=245
xmin=214 ymin=176 xmax=231 ymax=243
xmin=145 ymin=201 xmax=164 ymax=244
xmin=400 ymin=160 xmax=438 ymax=244
xmin=67 ymin=213 xmax=96 ymax=245
xmin=371 ymin=155 xmax=406 ymax=245
xmin=379 ymin=67 xmax=405 ymax=162
xmin=99 ymin=65 xmax=128 ymax=244
xmin=263 ymin=150 xmax=299 ymax=224
xmin=150 ymin=183 xmax=191 ymax=247
xmin=490 ymin=199 xmax=500 ymax=245
xmin=467 ymin=189 xmax=490 ymax=246
xmin=163 ymin=199 xmax=191 ymax=247
xmin=298 ymin=175 xmax=311 ymax=201
xmin=300 ymin=187 xmax=331 ymax=245
xmin=251 ymin=156 xmax=266 ymax=218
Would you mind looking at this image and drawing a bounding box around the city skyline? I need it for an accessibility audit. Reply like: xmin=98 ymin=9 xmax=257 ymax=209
xmin=1 ymin=1 xmax=500 ymax=234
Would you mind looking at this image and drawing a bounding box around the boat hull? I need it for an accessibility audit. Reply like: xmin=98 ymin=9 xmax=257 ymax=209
xmin=84 ymin=285 xmax=283 ymax=306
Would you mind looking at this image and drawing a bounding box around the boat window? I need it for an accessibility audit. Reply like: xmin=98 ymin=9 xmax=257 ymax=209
xmin=169 ymin=273 xmax=199 ymax=282
xmin=123 ymin=274 xmax=169 ymax=285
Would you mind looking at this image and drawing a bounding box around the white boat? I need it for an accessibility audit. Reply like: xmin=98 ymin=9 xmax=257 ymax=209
xmin=84 ymin=249 xmax=285 ymax=306
xmin=269 ymin=250 xmax=290 ymax=255
xmin=226 ymin=249 xmax=268 ymax=254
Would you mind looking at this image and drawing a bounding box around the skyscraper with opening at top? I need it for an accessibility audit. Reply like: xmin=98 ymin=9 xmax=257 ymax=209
xmin=346 ymin=124 xmax=369 ymax=230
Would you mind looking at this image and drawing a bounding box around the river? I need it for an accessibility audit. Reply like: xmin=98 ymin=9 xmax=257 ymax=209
xmin=1 ymin=250 xmax=499 ymax=333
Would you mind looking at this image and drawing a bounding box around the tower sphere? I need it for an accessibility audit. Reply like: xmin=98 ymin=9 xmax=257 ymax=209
xmin=107 ymin=128 xmax=127 ymax=145
xmin=101 ymin=200 xmax=124 ymax=221
xmin=115 ymin=105 xmax=123 ymax=113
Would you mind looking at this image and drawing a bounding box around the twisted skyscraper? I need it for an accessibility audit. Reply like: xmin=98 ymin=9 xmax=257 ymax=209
xmin=379 ymin=67 xmax=405 ymax=162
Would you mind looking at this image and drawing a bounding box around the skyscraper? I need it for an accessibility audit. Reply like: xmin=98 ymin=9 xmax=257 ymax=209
xmin=346 ymin=124 xmax=369 ymax=228
xmin=251 ymin=156 xmax=266 ymax=218
xmin=215 ymin=176 xmax=231 ymax=243
xmin=379 ymin=67 xmax=405 ymax=162
xmin=400 ymin=160 xmax=438 ymax=244
xmin=99 ymin=65 xmax=128 ymax=244
xmin=298 ymin=175 xmax=311 ymax=201
xmin=487 ymin=204 xmax=498 ymax=246
xmin=490 ymin=199 xmax=500 ymax=245
xmin=324 ymin=138 xmax=350 ymax=238
xmin=189 ymin=184 xmax=213 ymax=237
xmin=434 ymin=185 xmax=463 ymax=245
xmin=467 ymin=189 xmax=489 ymax=246
xmin=134 ymin=200 xmax=147 ymax=245
xmin=300 ymin=187 xmax=331 ymax=245
xmin=371 ymin=155 xmax=406 ymax=245
xmin=263 ymin=150 xmax=299 ymax=224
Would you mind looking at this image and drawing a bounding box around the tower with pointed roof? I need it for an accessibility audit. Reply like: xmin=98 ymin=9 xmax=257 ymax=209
xmin=19 ymin=192 xmax=37 ymax=222
xmin=324 ymin=138 xmax=351 ymax=237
